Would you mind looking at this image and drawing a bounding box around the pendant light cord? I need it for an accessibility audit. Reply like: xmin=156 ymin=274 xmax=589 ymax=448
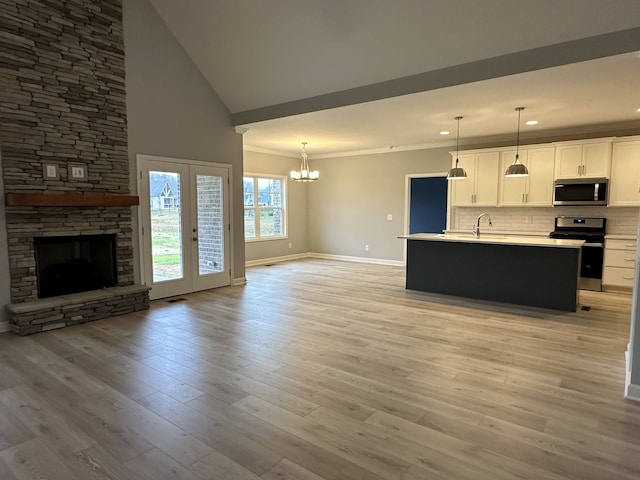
xmin=515 ymin=107 xmax=523 ymax=161
xmin=455 ymin=116 xmax=462 ymax=166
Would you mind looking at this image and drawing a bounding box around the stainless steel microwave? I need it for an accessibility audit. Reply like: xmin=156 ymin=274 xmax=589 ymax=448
xmin=553 ymin=178 xmax=608 ymax=206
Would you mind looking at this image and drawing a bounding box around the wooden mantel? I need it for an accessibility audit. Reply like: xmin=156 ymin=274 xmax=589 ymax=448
xmin=5 ymin=192 xmax=140 ymax=207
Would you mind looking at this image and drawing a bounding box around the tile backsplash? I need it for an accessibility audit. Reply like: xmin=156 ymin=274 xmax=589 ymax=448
xmin=450 ymin=206 xmax=639 ymax=236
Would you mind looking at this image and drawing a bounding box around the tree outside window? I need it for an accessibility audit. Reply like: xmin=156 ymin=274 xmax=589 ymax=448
xmin=244 ymin=175 xmax=286 ymax=240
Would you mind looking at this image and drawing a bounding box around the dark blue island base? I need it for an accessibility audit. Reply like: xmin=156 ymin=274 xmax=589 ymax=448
xmin=406 ymin=239 xmax=581 ymax=312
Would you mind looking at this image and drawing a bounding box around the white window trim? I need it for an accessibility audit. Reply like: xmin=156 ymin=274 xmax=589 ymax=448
xmin=244 ymin=173 xmax=288 ymax=242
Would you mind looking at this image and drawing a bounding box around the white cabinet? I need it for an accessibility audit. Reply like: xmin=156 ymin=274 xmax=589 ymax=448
xmin=603 ymin=238 xmax=638 ymax=290
xmin=609 ymin=139 xmax=640 ymax=207
xmin=554 ymin=140 xmax=612 ymax=179
xmin=498 ymin=147 xmax=555 ymax=206
xmin=449 ymin=151 xmax=500 ymax=207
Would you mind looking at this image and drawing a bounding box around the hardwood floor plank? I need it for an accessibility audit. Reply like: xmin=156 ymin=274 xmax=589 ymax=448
xmin=0 ymin=438 xmax=84 ymax=480
xmin=233 ymin=394 xmax=412 ymax=480
xmin=124 ymin=448 xmax=202 ymax=480
xmin=366 ymin=410 xmax=567 ymax=480
xmin=0 ymin=396 xmax=34 ymax=451
xmin=236 ymin=362 xmax=379 ymax=422
xmin=0 ymin=457 xmax=18 ymax=480
xmin=0 ymin=385 xmax=95 ymax=454
xmin=79 ymin=388 xmax=213 ymax=468
xmin=138 ymin=391 xmax=283 ymax=476
xmin=69 ymin=443 xmax=147 ymax=480
xmin=307 ymin=406 xmax=522 ymax=480
xmin=190 ymin=449 xmax=262 ymax=480
xmin=186 ymin=392 xmax=384 ymax=480
xmin=262 ymin=458 xmax=326 ymax=480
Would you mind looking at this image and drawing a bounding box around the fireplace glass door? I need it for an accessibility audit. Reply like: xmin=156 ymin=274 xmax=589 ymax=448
xmin=139 ymin=158 xmax=231 ymax=300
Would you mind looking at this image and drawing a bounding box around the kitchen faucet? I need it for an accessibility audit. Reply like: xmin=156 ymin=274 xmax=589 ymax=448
xmin=472 ymin=213 xmax=492 ymax=238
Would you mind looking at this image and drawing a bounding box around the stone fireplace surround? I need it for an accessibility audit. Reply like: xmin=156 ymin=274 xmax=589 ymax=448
xmin=0 ymin=0 xmax=150 ymax=334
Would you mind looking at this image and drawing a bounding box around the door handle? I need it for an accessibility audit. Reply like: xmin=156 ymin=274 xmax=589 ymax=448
xmin=192 ymin=237 xmax=198 ymax=241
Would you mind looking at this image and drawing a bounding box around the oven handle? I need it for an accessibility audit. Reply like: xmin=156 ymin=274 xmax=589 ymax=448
xmin=582 ymin=243 xmax=604 ymax=248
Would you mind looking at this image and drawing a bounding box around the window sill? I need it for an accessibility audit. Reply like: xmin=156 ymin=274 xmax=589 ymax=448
xmin=245 ymin=236 xmax=288 ymax=243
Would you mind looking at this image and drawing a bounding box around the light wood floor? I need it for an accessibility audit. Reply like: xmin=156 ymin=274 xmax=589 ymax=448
xmin=1 ymin=259 xmax=640 ymax=480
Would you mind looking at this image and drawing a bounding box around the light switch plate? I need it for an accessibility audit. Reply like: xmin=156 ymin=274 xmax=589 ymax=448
xmin=68 ymin=164 xmax=87 ymax=180
xmin=43 ymin=163 xmax=59 ymax=180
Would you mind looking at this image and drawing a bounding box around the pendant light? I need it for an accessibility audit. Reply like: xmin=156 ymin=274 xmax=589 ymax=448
xmin=447 ymin=116 xmax=467 ymax=180
xmin=290 ymin=142 xmax=319 ymax=182
xmin=505 ymin=107 xmax=529 ymax=177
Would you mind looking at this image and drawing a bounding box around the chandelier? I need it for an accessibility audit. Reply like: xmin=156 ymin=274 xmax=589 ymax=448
xmin=290 ymin=142 xmax=319 ymax=182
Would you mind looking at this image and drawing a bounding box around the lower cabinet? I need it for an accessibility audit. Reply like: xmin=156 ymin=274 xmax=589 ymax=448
xmin=603 ymin=238 xmax=637 ymax=289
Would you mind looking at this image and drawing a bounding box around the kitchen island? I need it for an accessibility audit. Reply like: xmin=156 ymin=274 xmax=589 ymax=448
xmin=399 ymin=233 xmax=584 ymax=311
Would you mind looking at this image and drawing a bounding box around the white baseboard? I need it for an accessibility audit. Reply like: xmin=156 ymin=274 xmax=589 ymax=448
xmin=232 ymin=277 xmax=247 ymax=285
xmin=245 ymin=253 xmax=310 ymax=268
xmin=625 ymin=347 xmax=640 ymax=402
xmin=245 ymin=252 xmax=404 ymax=268
xmin=0 ymin=320 xmax=10 ymax=333
xmin=625 ymin=382 xmax=640 ymax=402
xmin=309 ymin=252 xmax=404 ymax=267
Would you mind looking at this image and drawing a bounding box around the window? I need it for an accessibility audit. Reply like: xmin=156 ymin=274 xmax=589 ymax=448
xmin=243 ymin=175 xmax=286 ymax=240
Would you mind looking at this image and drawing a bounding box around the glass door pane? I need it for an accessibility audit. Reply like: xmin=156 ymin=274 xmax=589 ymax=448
xmin=149 ymin=171 xmax=184 ymax=282
xmin=195 ymin=174 xmax=224 ymax=275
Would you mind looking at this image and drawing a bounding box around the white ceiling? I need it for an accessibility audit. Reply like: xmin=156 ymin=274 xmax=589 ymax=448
xmin=148 ymin=0 xmax=640 ymax=157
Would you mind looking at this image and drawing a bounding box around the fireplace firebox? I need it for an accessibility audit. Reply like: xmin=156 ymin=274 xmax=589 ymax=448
xmin=34 ymin=234 xmax=118 ymax=298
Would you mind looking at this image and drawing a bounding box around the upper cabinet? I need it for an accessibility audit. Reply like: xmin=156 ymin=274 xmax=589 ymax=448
xmin=609 ymin=137 xmax=640 ymax=207
xmin=499 ymin=146 xmax=555 ymax=206
xmin=554 ymin=140 xmax=612 ymax=179
xmin=449 ymin=151 xmax=500 ymax=207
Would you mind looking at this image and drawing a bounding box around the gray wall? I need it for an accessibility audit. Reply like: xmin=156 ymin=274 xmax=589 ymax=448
xmin=308 ymin=148 xmax=451 ymax=261
xmin=123 ymin=0 xmax=245 ymax=282
xmin=243 ymin=150 xmax=309 ymax=262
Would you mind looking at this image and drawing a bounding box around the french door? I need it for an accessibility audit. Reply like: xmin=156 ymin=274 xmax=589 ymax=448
xmin=138 ymin=157 xmax=231 ymax=300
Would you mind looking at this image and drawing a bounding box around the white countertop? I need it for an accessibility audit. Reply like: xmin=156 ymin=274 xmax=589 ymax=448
xmin=399 ymin=233 xmax=585 ymax=248
xmin=605 ymin=234 xmax=637 ymax=240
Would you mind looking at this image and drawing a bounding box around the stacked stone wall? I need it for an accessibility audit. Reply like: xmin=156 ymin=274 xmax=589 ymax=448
xmin=0 ymin=0 xmax=144 ymax=318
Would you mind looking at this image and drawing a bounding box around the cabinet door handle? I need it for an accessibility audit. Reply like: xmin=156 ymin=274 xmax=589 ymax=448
xmin=624 ymin=276 xmax=635 ymax=280
xmin=625 ymin=258 xmax=635 ymax=261
xmin=625 ymin=244 xmax=638 ymax=248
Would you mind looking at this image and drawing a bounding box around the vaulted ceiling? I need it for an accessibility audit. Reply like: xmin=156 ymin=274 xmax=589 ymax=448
xmin=148 ymin=0 xmax=640 ymax=156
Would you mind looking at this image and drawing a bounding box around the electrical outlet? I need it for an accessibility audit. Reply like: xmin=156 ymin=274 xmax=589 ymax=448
xmin=523 ymin=216 xmax=532 ymax=224
xmin=288 ymin=242 xmax=292 ymax=249
xmin=364 ymin=244 xmax=369 ymax=251
xmin=387 ymin=214 xmax=393 ymax=221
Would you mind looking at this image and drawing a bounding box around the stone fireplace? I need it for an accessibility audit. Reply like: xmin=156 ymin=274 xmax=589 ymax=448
xmin=0 ymin=0 xmax=150 ymax=334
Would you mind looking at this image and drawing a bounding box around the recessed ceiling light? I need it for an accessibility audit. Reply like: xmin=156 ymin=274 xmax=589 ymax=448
xmin=440 ymin=130 xmax=450 ymax=135
xmin=526 ymin=120 xmax=539 ymax=125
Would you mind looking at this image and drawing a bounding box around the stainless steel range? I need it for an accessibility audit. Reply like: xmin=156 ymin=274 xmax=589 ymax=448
xmin=549 ymin=216 xmax=606 ymax=291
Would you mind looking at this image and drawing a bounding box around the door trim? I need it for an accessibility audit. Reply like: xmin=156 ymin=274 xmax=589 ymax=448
xmin=136 ymin=154 xmax=234 ymax=297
